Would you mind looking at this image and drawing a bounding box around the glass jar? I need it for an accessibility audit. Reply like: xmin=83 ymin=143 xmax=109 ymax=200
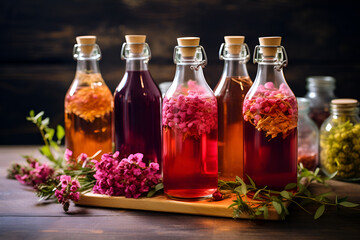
xmin=214 ymin=36 xmax=252 ymax=181
xmin=114 ymin=35 xmax=162 ymax=167
xmin=162 ymin=37 xmax=218 ymax=198
xmin=65 ymin=36 xmax=113 ymax=161
xmin=320 ymin=99 xmax=360 ymax=181
xmin=243 ymin=37 xmax=298 ymax=189
xmin=297 ymin=97 xmax=319 ymax=171
xmin=304 ymin=76 xmax=336 ymax=128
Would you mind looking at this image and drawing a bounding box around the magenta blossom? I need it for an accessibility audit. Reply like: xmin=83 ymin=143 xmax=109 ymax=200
xmin=54 ymin=175 xmax=81 ymax=212
xmin=92 ymin=152 xmax=161 ymax=198
xmin=15 ymin=160 xmax=55 ymax=188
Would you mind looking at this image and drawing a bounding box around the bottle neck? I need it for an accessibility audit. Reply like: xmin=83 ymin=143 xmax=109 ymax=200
xmin=221 ymin=59 xmax=249 ymax=78
xmin=331 ymin=107 xmax=359 ymax=117
xmin=125 ymin=58 xmax=149 ymax=71
xmin=254 ymin=62 xmax=286 ymax=85
xmin=76 ymin=58 xmax=100 ymax=74
xmin=173 ymin=64 xmax=205 ymax=85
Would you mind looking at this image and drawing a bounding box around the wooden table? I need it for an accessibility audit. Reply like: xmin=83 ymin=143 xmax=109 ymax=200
xmin=1 ymin=146 xmax=360 ymax=240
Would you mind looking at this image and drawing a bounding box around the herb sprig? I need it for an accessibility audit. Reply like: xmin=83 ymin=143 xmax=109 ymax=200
xmin=219 ymin=164 xmax=359 ymax=220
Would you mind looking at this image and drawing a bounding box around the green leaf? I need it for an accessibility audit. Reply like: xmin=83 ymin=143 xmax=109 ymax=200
xmin=39 ymin=145 xmax=55 ymax=162
xmin=236 ymin=176 xmax=245 ymax=186
xmin=285 ymin=183 xmax=297 ymax=190
xmin=56 ymin=125 xmax=65 ymax=141
xmin=246 ymin=175 xmax=256 ymax=188
xmin=339 ymin=201 xmax=359 ymax=208
xmin=315 ymin=192 xmax=332 ymax=201
xmin=314 ymin=205 xmax=325 ymax=219
xmin=280 ymin=190 xmax=291 ymax=200
xmin=314 ymin=168 xmax=320 ymax=176
xmin=155 ymin=182 xmax=164 ymax=192
xmin=260 ymin=205 xmax=269 ymax=219
xmin=29 ymin=110 xmax=35 ymax=117
xmin=147 ymin=190 xmax=156 ymax=197
xmin=45 ymin=128 xmax=55 ymax=141
xmin=272 ymin=201 xmax=282 ymax=215
xmin=41 ymin=117 xmax=50 ymax=127
xmin=253 ymin=189 xmax=262 ymax=200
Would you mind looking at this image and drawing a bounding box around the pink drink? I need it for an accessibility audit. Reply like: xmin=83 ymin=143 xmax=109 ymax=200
xmin=163 ymin=128 xmax=218 ymax=198
xmin=162 ymin=88 xmax=218 ymax=198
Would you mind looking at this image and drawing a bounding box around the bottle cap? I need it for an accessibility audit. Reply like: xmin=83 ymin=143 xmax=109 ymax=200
xmin=259 ymin=36 xmax=281 ymax=57
xmin=224 ymin=36 xmax=245 ymax=54
xmin=331 ymin=99 xmax=358 ymax=107
xmin=76 ymin=36 xmax=97 ymax=54
xmin=177 ymin=37 xmax=200 ymax=57
xmin=125 ymin=35 xmax=146 ymax=54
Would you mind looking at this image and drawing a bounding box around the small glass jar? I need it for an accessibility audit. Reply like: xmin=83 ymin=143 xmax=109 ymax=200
xmin=304 ymin=76 xmax=336 ymax=128
xmin=320 ymin=99 xmax=360 ymax=181
xmin=297 ymin=98 xmax=319 ymax=171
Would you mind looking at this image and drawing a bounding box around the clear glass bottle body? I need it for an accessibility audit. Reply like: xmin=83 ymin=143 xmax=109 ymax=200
xmin=214 ymin=43 xmax=252 ymax=181
xmin=297 ymin=97 xmax=319 ymax=171
xmin=162 ymin=45 xmax=218 ymax=198
xmin=243 ymin=45 xmax=298 ymax=189
xmin=65 ymin=44 xmax=113 ymax=160
xmin=304 ymin=76 xmax=336 ymax=128
xmin=114 ymin=43 xmax=162 ymax=166
xmin=320 ymin=100 xmax=360 ymax=181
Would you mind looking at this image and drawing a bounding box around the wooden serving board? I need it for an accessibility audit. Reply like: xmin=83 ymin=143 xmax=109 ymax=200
xmin=76 ymin=192 xmax=283 ymax=220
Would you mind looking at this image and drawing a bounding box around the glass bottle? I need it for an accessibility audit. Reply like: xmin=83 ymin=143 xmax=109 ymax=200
xmin=65 ymin=36 xmax=113 ymax=160
xmin=114 ymin=35 xmax=162 ymax=167
xmin=297 ymin=97 xmax=319 ymax=171
xmin=243 ymin=37 xmax=298 ymax=189
xmin=304 ymin=76 xmax=336 ymax=128
xmin=320 ymin=99 xmax=360 ymax=181
xmin=162 ymin=37 xmax=218 ymax=198
xmin=214 ymin=36 xmax=253 ymax=181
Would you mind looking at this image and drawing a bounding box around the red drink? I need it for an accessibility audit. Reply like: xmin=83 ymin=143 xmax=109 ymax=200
xmin=114 ymin=70 xmax=162 ymax=165
xmin=163 ymin=128 xmax=218 ymax=198
xmin=244 ymin=121 xmax=297 ymax=189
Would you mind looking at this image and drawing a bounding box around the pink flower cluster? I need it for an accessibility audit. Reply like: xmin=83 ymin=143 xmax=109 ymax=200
xmin=243 ymin=82 xmax=297 ymax=125
xmin=64 ymin=149 xmax=89 ymax=169
xmin=54 ymin=175 xmax=81 ymax=212
xmin=15 ymin=158 xmax=55 ymax=188
xmin=92 ymin=152 xmax=161 ymax=198
xmin=162 ymin=81 xmax=217 ymax=137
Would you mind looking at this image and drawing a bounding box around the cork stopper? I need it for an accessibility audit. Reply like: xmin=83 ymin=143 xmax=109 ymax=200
xmin=224 ymin=36 xmax=245 ymax=55
xmin=76 ymin=36 xmax=97 ymax=55
xmin=259 ymin=36 xmax=282 ymax=57
xmin=177 ymin=37 xmax=200 ymax=57
xmin=125 ymin=35 xmax=146 ymax=54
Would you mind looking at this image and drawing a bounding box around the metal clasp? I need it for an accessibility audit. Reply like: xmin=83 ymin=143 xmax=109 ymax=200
xmin=173 ymin=45 xmax=207 ymax=71
xmin=253 ymin=45 xmax=288 ymax=71
xmin=219 ymin=43 xmax=250 ymax=62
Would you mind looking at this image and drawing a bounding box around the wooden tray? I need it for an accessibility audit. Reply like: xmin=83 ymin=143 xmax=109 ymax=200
xmin=76 ymin=192 xmax=283 ymax=220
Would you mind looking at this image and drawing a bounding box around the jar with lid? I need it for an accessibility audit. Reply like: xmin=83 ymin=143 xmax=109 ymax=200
xmin=297 ymin=97 xmax=319 ymax=171
xmin=214 ymin=36 xmax=253 ymax=181
xmin=304 ymin=76 xmax=336 ymax=128
xmin=320 ymin=99 xmax=360 ymax=181
xmin=162 ymin=37 xmax=218 ymax=198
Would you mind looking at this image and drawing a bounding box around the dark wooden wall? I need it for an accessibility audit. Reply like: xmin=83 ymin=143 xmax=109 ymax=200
xmin=1 ymin=0 xmax=359 ymax=144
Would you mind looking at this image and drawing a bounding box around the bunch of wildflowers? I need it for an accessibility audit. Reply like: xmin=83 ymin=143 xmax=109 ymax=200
xmin=54 ymin=175 xmax=81 ymax=212
xmin=92 ymin=152 xmax=161 ymax=198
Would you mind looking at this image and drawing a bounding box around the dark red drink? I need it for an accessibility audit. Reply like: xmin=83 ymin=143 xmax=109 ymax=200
xmin=244 ymin=121 xmax=297 ymax=189
xmin=114 ymin=70 xmax=162 ymax=166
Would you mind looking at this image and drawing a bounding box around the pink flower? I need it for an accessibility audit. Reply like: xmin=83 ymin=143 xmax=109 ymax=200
xmin=60 ymin=175 xmax=71 ymax=188
xmin=78 ymin=153 xmax=88 ymax=162
xmin=92 ymin=152 xmax=161 ymax=198
xmin=65 ymin=149 xmax=73 ymax=161
xmin=54 ymin=175 xmax=81 ymax=212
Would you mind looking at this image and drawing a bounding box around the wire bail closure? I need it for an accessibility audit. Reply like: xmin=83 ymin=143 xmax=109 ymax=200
xmin=120 ymin=43 xmax=152 ymax=63
xmin=218 ymin=43 xmax=250 ymax=62
xmin=73 ymin=44 xmax=102 ymax=60
xmin=173 ymin=45 xmax=207 ymax=71
xmin=253 ymin=45 xmax=288 ymax=71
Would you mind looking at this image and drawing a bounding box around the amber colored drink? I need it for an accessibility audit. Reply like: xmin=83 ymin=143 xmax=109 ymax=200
xmin=244 ymin=121 xmax=298 ymax=189
xmin=216 ymin=76 xmax=252 ymax=181
xmin=163 ymin=128 xmax=218 ymax=198
xmin=65 ymin=74 xmax=113 ymax=160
